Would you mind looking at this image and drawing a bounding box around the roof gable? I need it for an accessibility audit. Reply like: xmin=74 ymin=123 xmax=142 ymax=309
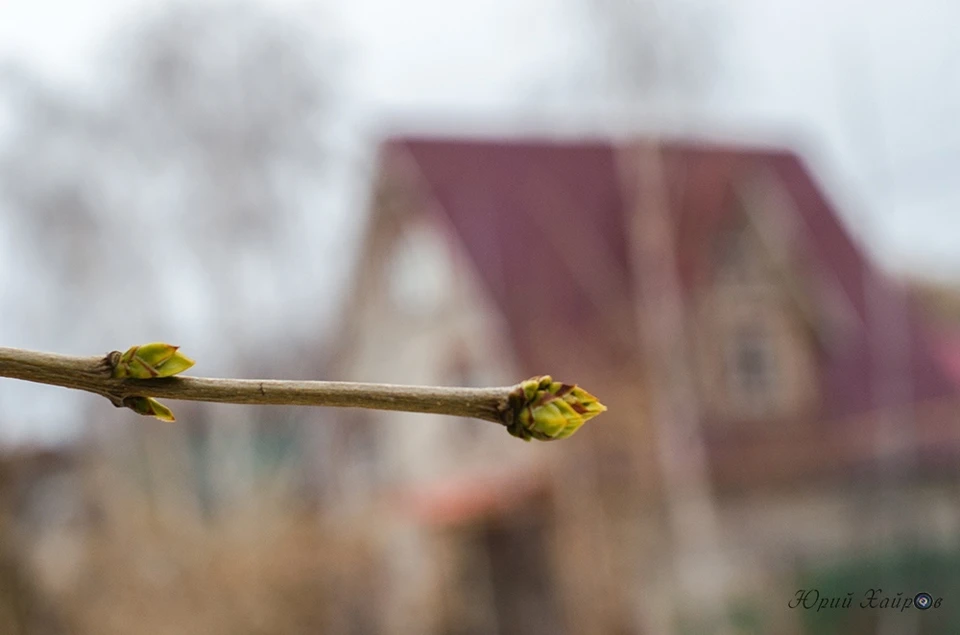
xmin=399 ymin=138 xmax=636 ymax=371
xmin=380 ymin=134 xmax=958 ymax=421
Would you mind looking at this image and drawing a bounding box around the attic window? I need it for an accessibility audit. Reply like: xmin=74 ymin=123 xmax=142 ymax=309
xmin=713 ymin=214 xmax=763 ymax=285
xmin=725 ymin=323 xmax=779 ymax=411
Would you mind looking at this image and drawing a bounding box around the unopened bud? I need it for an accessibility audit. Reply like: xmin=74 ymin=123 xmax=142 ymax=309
xmin=123 ymin=396 xmax=176 ymax=422
xmin=503 ymin=375 xmax=606 ymax=441
xmin=112 ymin=342 xmax=195 ymax=379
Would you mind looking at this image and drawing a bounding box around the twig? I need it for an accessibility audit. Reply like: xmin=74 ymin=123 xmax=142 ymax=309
xmin=0 ymin=345 xmax=606 ymax=441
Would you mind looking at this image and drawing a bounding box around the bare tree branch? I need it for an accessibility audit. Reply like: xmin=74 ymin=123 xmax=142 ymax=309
xmin=0 ymin=346 xmax=606 ymax=441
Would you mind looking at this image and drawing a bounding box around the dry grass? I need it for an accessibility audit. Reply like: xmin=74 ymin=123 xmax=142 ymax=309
xmin=55 ymin=504 xmax=379 ymax=635
xmin=1 ymin=447 xmax=385 ymax=635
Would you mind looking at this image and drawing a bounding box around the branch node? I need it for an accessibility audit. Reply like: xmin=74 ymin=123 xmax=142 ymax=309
xmin=106 ymin=350 xmax=122 ymax=372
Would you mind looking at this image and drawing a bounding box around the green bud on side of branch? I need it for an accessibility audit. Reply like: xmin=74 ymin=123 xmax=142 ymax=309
xmin=108 ymin=342 xmax=195 ymax=421
xmin=112 ymin=342 xmax=195 ymax=379
xmin=122 ymin=396 xmax=176 ymax=422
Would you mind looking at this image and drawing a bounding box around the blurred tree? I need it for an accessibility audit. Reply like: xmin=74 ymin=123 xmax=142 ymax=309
xmin=0 ymin=0 xmax=343 ymax=507
xmin=0 ymin=1 xmax=341 ymax=356
xmin=580 ymin=0 xmax=723 ymax=104
xmin=521 ymin=2 xmax=730 ymax=632
xmin=525 ymin=0 xmax=723 ymax=110
xmin=106 ymin=2 xmax=334 ymax=258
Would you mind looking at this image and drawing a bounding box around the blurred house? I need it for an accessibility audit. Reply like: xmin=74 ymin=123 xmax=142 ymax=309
xmin=6 ymin=131 xmax=960 ymax=635
xmin=328 ymin=132 xmax=960 ymax=634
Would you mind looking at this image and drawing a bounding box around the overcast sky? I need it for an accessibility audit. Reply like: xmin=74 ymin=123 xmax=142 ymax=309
xmin=1 ymin=0 xmax=959 ymax=443
xmin=2 ymin=0 xmax=958 ymax=273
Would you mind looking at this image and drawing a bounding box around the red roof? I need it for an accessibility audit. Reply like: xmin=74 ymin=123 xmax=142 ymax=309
xmin=378 ymin=133 xmax=960 ymax=484
xmin=388 ymin=134 xmax=956 ymax=405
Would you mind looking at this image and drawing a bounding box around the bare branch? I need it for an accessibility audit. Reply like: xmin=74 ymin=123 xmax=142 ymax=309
xmin=0 ymin=346 xmax=607 ymax=441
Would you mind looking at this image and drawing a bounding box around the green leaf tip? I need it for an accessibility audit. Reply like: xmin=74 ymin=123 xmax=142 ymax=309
xmin=503 ymin=375 xmax=607 ymax=441
xmin=112 ymin=342 xmax=195 ymax=379
xmin=122 ymin=396 xmax=176 ymax=422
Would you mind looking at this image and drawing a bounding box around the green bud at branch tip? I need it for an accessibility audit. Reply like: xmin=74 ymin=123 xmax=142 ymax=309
xmin=502 ymin=375 xmax=607 ymax=441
